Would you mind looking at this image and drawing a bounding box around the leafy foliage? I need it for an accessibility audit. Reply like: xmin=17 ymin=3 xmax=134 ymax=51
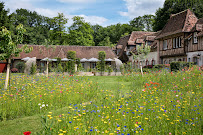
xmin=98 ymin=51 xmax=106 ymax=73
xmin=67 ymin=51 xmax=76 ymax=74
xmin=30 ymin=63 xmax=37 ymax=75
xmin=15 ymin=62 xmax=25 ymax=73
xmin=170 ymin=61 xmax=194 ymax=71
xmin=153 ymin=0 xmax=203 ymax=31
xmin=0 ymin=2 xmax=10 ymax=28
xmin=68 ymin=16 xmax=94 ymax=46
xmin=129 ymin=15 xmax=154 ymax=31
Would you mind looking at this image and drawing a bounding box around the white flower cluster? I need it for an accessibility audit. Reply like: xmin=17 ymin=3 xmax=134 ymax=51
xmin=38 ymin=102 xmax=48 ymax=109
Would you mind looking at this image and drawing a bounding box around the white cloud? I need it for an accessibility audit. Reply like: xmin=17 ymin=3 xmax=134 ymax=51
xmin=57 ymin=0 xmax=95 ymax=3
xmin=29 ymin=8 xmax=108 ymax=26
xmin=120 ymin=0 xmax=165 ymax=19
xmin=79 ymin=15 xmax=108 ymax=25
xmin=65 ymin=14 xmax=108 ymax=26
xmin=35 ymin=8 xmax=59 ymax=17
xmin=3 ymin=0 xmax=34 ymax=13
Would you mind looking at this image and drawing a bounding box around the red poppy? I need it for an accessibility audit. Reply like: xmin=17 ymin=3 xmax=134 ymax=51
xmin=23 ymin=131 xmax=31 ymax=135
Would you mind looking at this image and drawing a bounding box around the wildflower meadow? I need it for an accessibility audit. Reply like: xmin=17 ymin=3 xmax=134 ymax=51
xmin=0 ymin=67 xmax=202 ymax=135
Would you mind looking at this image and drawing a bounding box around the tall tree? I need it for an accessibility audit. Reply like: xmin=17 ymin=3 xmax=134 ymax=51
xmin=98 ymin=36 xmax=114 ymax=47
xmin=68 ymin=16 xmax=94 ymax=46
xmin=92 ymin=24 xmax=106 ymax=45
xmin=129 ymin=16 xmax=145 ymax=31
xmin=0 ymin=2 xmax=10 ymax=28
xmin=142 ymin=15 xmax=155 ymax=32
xmin=153 ymin=0 xmax=203 ymax=31
xmin=130 ymin=15 xmax=155 ymax=31
xmin=49 ymin=13 xmax=68 ymax=45
xmin=10 ymin=8 xmax=54 ymax=45
xmin=0 ymin=24 xmax=32 ymax=90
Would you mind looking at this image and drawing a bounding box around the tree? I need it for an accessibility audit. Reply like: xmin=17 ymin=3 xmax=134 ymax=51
xmin=0 ymin=2 xmax=10 ymax=28
xmin=98 ymin=51 xmax=106 ymax=75
xmin=0 ymin=24 xmax=32 ymax=90
xmin=49 ymin=13 xmax=68 ymax=45
xmin=133 ymin=44 xmax=150 ymax=76
xmin=142 ymin=15 xmax=155 ymax=32
xmin=129 ymin=15 xmax=155 ymax=31
xmin=92 ymin=24 xmax=105 ymax=45
xmin=67 ymin=51 xmax=76 ymax=74
xmin=68 ymin=16 xmax=94 ymax=46
xmin=130 ymin=16 xmax=145 ymax=31
xmin=98 ymin=36 xmax=114 ymax=47
xmin=42 ymin=39 xmax=55 ymax=77
xmin=10 ymin=8 xmax=53 ymax=45
xmin=153 ymin=0 xmax=203 ymax=31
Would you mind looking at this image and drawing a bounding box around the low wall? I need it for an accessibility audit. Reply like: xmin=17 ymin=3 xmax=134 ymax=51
xmin=95 ymin=72 xmax=122 ymax=76
xmin=36 ymin=72 xmax=122 ymax=76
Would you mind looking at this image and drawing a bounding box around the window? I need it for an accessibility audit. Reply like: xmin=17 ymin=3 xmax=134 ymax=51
xmin=152 ymin=60 xmax=155 ymax=65
xmin=188 ymin=58 xmax=190 ymax=62
xmin=193 ymin=32 xmax=198 ymax=43
xmin=183 ymin=58 xmax=185 ymax=61
xmin=164 ymin=60 xmax=167 ymax=64
xmin=178 ymin=37 xmax=181 ymax=48
xmin=173 ymin=38 xmax=176 ymax=48
xmin=193 ymin=57 xmax=198 ymax=65
xmin=176 ymin=37 xmax=179 ymax=48
xmin=82 ymin=63 xmax=85 ymax=68
xmin=146 ymin=60 xmax=149 ymax=66
xmin=117 ymin=49 xmax=121 ymax=55
xmin=92 ymin=63 xmax=96 ymax=69
xmin=173 ymin=37 xmax=181 ymax=48
xmin=163 ymin=40 xmax=167 ymax=50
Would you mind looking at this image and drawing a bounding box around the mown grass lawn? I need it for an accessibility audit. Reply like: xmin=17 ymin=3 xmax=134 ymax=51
xmin=0 ymin=68 xmax=202 ymax=135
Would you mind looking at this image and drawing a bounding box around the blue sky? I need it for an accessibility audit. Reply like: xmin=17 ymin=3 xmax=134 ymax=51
xmin=2 ymin=0 xmax=165 ymax=27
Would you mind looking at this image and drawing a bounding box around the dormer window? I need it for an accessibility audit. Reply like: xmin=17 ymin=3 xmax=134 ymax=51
xmin=163 ymin=40 xmax=167 ymax=50
xmin=193 ymin=32 xmax=198 ymax=43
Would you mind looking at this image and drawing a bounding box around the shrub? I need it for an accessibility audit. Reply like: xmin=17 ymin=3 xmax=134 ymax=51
xmin=57 ymin=63 xmax=63 ymax=73
xmin=67 ymin=51 xmax=76 ymax=74
xmin=107 ymin=65 xmax=113 ymax=75
xmin=170 ymin=62 xmax=194 ymax=71
xmin=15 ymin=62 xmax=25 ymax=73
xmin=30 ymin=63 xmax=37 ymax=75
xmin=143 ymin=65 xmax=153 ymax=69
xmin=98 ymin=51 xmax=106 ymax=73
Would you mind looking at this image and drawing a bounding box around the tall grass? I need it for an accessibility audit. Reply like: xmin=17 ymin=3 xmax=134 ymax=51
xmin=0 ymin=74 xmax=97 ymax=121
xmin=0 ymin=66 xmax=202 ymax=134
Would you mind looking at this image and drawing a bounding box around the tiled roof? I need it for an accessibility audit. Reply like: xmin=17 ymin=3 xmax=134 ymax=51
xmin=145 ymin=36 xmax=156 ymax=42
xmin=136 ymin=38 xmax=145 ymax=44
xmin=14 ymin=45 xmax=117 ymax=59
xmin=195 ymin=18 xmax=203 ymax=31
xmin=116 ymin=45 xmax=123 ymax=49
xmin=128 ymin=31 xmax=156 ymax=45
xmin=156 ymin=9 xmax=198 ymax=39
xmin=116 ymin=35 xmax=130 ymax=57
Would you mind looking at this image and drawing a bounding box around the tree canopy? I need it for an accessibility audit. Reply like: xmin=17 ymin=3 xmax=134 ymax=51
xmin=68 ymin=16 xmax=95 ymax=46
xmin=1 ymin=0 xmax=202 ymax=46
xmin=153 ymin=0 xmax=203 ymax=31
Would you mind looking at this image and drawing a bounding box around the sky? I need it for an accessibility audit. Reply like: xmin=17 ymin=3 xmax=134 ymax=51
xmin=2 ymin=0 xmax=165 ymax=27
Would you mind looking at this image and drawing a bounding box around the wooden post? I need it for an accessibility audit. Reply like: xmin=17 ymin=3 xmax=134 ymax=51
xmin=4 ymin=58 xmax=11 ymax=90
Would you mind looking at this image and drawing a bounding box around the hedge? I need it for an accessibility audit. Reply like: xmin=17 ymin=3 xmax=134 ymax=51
xmin=170 ymin=62 xmax=194 ymax=71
